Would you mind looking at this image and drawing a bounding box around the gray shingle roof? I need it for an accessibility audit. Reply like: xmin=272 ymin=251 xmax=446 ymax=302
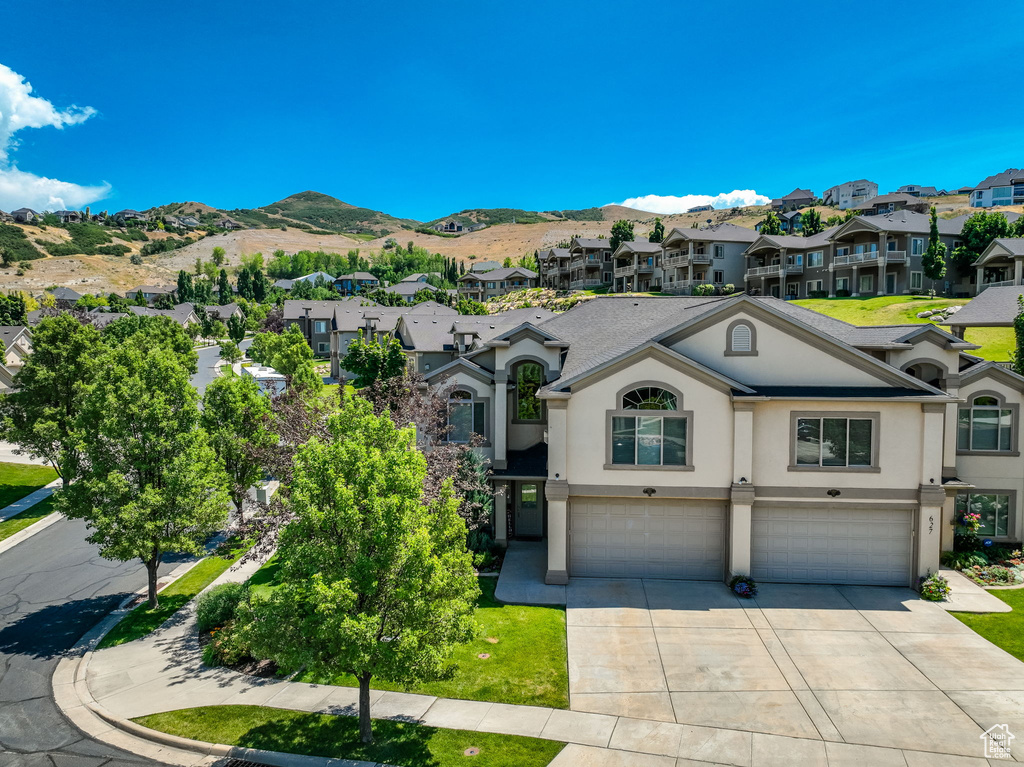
xmin=540 ymin=248 xmax=571 ymax=260
xmin=942 ymin=286 xmax=1024 ymax=327
xmin=666 ymin=223 xmax=759 ymax=244
xmin=283 ymin=298 xmax=373 ymax=320
xmin=458 ymin=267 xmax=537 ymax=282
xmin=613 ymin=240 xmax=663 ymax=256
xmin=973 ymin=169 xmax=1024 ymax=191
xmin=853 ymin=193 xmax=925 ymax=210
xmin=571 ymin=238 xmax=612 ymax=250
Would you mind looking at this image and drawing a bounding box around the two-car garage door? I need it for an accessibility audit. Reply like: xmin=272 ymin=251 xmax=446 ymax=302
xmin=750 ymin=507 xmax=913 ymax=587
xmin=570 ymin=498 xmax=726 ymax=580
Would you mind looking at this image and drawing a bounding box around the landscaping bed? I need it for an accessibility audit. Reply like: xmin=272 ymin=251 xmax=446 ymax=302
xmin=133 ymin=705 xmax=564 ymax=767
xmin=0 ymin=461 xmax=58 ymax=508
xmin=942 ymin=548 xmax=1024 ymax=586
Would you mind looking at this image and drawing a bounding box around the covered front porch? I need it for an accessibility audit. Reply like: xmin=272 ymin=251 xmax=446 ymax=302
xmin=492 ymin=443 xmax=548 ymax=545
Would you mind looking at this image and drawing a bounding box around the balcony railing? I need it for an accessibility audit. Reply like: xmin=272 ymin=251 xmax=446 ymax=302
xmin=745 ymin=264 xmax=783 ymax=277
xmin=979 ymin=279 xmax=1024 ymax=292
xmin=663 ymin=254 xmax=689 ymax=268
xmin=690 ymin=254 xmax=711 ymax=265
xmin=885 ymin=250 xmax=907 ymax=263
xmin=614 ymin=265 xmax=635 ymax=278
xmin=637 ymin=261 xmax=656 ymax=273
xmin=834 ymin=252 xmax=880 ymax=266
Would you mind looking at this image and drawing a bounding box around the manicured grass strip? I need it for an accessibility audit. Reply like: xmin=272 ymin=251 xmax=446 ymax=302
xmin=294 ymin=577 xmax=569 ymax=709
xmin=133 ymin=705 xmax=564 ymax=767
xmin=0 ymin=461 xmax=58 ymax=509
xmin=953 ymin=588 xmax=1024 ymax=661
xmin=98 ymin=538 xmax=251 ymax=649
xmin=0 ymin=496 xmax=56 ymax=543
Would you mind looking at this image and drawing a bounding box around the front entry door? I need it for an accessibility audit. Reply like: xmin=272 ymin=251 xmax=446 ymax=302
xmin=885 ymin=273 xmax=896 ymax=295
xmin=515 ymin=482 xmax=543 ymax=537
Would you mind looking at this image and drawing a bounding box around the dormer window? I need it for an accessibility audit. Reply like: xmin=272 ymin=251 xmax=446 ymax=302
xmin=726 ymin=321 xmax=757 ymax=356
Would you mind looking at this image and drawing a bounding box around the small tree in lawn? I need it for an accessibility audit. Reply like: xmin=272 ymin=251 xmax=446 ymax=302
xmin=649 ymin=218 xmax=665 ymax=244
xmin=0 ymin=314 xmax=104 ymax=487
xmin=236 ymin=393 xmax=478 ymax=744
xmin=226 ymin=313 xmax=246 ymax=344
xmin=922 ymin=206 xmax=947 ymax=284
xmin=202 ymin=374 xmax=275 ymax=522
xmin=57 ymin=340 xmax=229 ymax=608
xmin=219 ymin=340 xmax=243 ymax=364
xmin=342 ymin=331 xmax=407 ymax=388
xmin=759 ymin=211 xmax=783 ymax=236
xmin=609 ymin=220 xmax=635 ymax=251
xmin=1013 ymin=294 xmax=1024 ymax=377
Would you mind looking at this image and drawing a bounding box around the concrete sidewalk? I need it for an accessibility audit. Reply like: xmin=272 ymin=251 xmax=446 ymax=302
xmin=0 ymin=477 xmax=60 ymax=522
xmin=940 ymin=566 xmax=1014 ymax=613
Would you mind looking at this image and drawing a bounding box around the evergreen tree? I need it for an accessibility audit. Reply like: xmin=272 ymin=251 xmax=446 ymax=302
xmin=237 ymin=268 xmax=253 ymax=301
xmin=252 ymin=268 xmax=268 ymax=302
xmin=218 ymin=269 xmax=231 ymax=304
xmin=176 ymin=270 xmax=193 ymax=303
xmin=649 ymin=218 xmax=665 ymax=244
xmin=922 ymin=206 xmax=948 ymax=283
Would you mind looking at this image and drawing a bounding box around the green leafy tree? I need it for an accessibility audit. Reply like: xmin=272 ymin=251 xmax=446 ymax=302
xmin=237 ymin=268 xmax=253 ymax=301
xmin=922 ymin=206 xmax=948 ymax=283
xmin=226 ymin=313 xmax=246 ymax=344
xmin=1015 ymin=295 xmax=1024 ymax=377
xmin=201 ymin=374 xmax=274 ymax=519
xmin=252 ymin=268 xmax=268 ymax=302
xmin=58 ymin=341 xmax=229 ymax=607
xmin=218 ymin=269 xmax=231 ymax=304
xmin=759 ymin=211 xmax=783 ymax=236
xmin=0 ymin=314 xmax=104 ymax=486
xmin=609 ymin=220 xmax=635 ymax=251
xmin=247 ymin=331 xmax=284 ymax=367
xmin=219 ymin=340 xmax=243 ymax=364
xmin=211 ymin=246 xmax=226 ymax=266
xmin=176 ymin=270 xmax=194 ymax=303
xmin=236 ymin=394 xmax=478 ymax=743
xmin=153 ymin=293 xmax=176 ymax=310
xmin=952 ymin=211 xmax=1012 ymax=274
xmin=132 ymin=289 xmax=148 ymax=306
xmin=102 ymin=314 xmax=199 ymax=374
xmin=801 ymin=209 xmax=823 ymax=237
xmin=270 ymin=326 xmax=322 ymax=393
xmin=342 ymin=332 xmax=407 ymax=388
xmin=649 ymin=218 xmax=665 ymax=244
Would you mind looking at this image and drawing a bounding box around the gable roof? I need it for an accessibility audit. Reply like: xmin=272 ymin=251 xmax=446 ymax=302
xmin=612 ymin=240 xmax=663 ymax=257
xmin=664 ymin=222 xmax=759 ymax=245
xmin=458 ymin=267 xmax=537 ymax=282
xmin=46 ymin=286 xmax=83 ymax=301
xmin=539 ymin=247 xmax=571 ymax=260
xmin=977 ymin=237 xmax=1024 ymax=266
xmin=570 ymin=237 xmax=612 ymax=250
xmin=829 ymin=209 xmax=962 ymax=238
xmin=942 ymin=286 xmax=1024 ymax=328
xmin=745 ymin=226 xmax=838 ymax=253
xmin=0 ymin=326 xmax=30 ymax=346
xmin=974 ymin=168 xmax=1024 ymax=191
xmin=960 ymin=360 xmax=1024 ymax=391
xmin=853 ymin=192 xmax=927 ymax=210
xmin=283 ymin=297 xmax=373 ymax=320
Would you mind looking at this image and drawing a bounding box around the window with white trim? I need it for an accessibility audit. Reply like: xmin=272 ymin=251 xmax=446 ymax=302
xmin=448 ymin=390 xmax=485 ymax=443
xmin=611 ymin=387 xmax=687 ymax=466
xmin=317 ymin=342 xmax=329 ymax=353
xmin=796 ymin=417 xmax=873 ymax=467
xmin=314 ymin=321 xmax=327 ymax=333
xmin=713 ymin=244 xmax=725 ymax=259
xmin=911 ymin=238 xmax=924 ymax=256
xmin=807 ymin=251 xmax=823 ymax=268
xmin=958 ymin=395 xmax=1013 ymax=451
xmin=957 ymin=493 xmax=1011 ymax=537
xmin=910 ymin=271 xmax=923 ymax=290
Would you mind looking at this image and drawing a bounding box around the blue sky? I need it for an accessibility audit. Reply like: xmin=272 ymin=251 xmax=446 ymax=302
xmin=2 ymin=0 xmax=1022 ymax=220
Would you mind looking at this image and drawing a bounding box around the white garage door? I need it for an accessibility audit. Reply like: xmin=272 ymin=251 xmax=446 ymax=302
xmin=570 ymin=497 xmax=726 ymax=580
xmin=751 ymin=507 xmax=912 ymax=586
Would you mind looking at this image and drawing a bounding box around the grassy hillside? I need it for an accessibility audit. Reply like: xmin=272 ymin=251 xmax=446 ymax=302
xmin=792 ymin=296 xmax=1013 ymax=362
xmin=259 ymin=191 xmax=419 ymax=236
xmin=425 ymin=208 xmax=552 ymax=227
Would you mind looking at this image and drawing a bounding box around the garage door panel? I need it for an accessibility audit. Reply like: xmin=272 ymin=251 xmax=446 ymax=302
xmin=570 ymin=497 xmax=725 ymax=581
xmin=751 ymin=507 xmax=911 ymax=586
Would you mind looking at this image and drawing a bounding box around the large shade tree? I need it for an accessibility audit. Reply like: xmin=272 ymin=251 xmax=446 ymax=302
xmin=58 ymin=340 xmax=229 ymax=607
xmin=237 ymin=394 xmax=478 ymax=743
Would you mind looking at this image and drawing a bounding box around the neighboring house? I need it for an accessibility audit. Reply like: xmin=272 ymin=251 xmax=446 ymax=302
xmin=660 ymin=223 xmax=759 ymax=295
xmin=974 ymin=238 xmax=1024 ymax=290
xmin=770 ymin=189 xmax=816 ymax=212
xmin=54 ymin=210 xmax=82 ymax=223
xmin=0 ymin=326 xmax=32 ymax=370
xmin=611 ymin=240 xmax=665 ymax=293
xmin=457 ymin=267 xmax=538 ymax=301
xmin=942 ymin=285 xmax=1024 ymax=337
xmin=273 ymin=271 xmax=335 ymax=291
xmin=777 ymin=209 xmax=803 ymax=233
xmin=744 ymin=229 xmax=838 ymax=299
xmin=470 ymin=260 xmax=502 ymax=273
xmin=823 ymin=180 xmax=878 ymax=210
xmin=433 ymin=220 xmax=464 ymax=233
xmin=896 ymin=185 xmax=939 ymax=198
xmin=399 ymin=272 xmax=441 ymax=284
xmin=125 ymin=285 xmax=176 ymax=306
xmin=382 ymin=282 xmax=428 ymax=301
xmin=0 ymin=210 xmax=12 ymax=223
xmin=853 ymin=193 xmax=929 ymax=216
xmin=569 ymin=237 xmax=613 ymax=289
xmin=113 ymin=209 xmax=148 ymax=224
xmin=283 ymin=298 xmax=375 ymax=359
xmin=0 ymin=363 xmax=14 ymax=392
xmin=537 ymin=248 xmax=572 ymax=290
xmin=970 ymin=169 xmax=1024 ymax=208
xmin=241 ymin=364 xmax=286 ymax=395
xmin=205 ymin=302 xmax=245 ymax=321
xmin=424 ymin=293 xmax=1004 ymax=591
xmin=217 ymin=218 xmax=243 ymax=230
xmin=466 ymin=222 xmax=488 ymax=232
xmin=10 ymin=208 xmax=39 ymax=223
xmin=42 ymin=286 xmax=84 ymax=303
xmin=127 ymin=303 xmax=201 ymax=327
xmin=334 ymin=272 xmax=380 ymax=295
xmin=687 ymin=204 xmax=714 ymax=213
xmin=178 ymin=215 xmax=201 ymax=228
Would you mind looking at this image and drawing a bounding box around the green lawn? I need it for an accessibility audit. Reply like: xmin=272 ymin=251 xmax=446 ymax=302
xmin=0 ymin=461 xmax=58 ymax=508
xmin=0 ymin=496 xmax=56 ymax=543
xmin=98 ymin=538 xmax=251 ymax=649
xmin=134 ymin=705 xmax=564 ymax=767
xmin=953 ymin=588 xmax=1024 ymax=660
xmin=791 ymin=296 xmax=1014 ymax=362
xmin=249 ymin=560 xmax=568 ymax=709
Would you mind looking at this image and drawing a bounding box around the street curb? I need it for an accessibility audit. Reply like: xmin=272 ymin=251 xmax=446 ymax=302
xmin=0 ymin=510 xmax=61 ymax=556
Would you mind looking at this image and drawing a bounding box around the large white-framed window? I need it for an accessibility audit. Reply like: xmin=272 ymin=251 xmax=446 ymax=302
xmin=807 ymin=251 xmax=823 ymax=268
xmin=713 ymin=244 xmax=725 ymax=259
xmin=317 ymin=342 xmax=329 ymax=353
xmin=836 ymin=277 xmax=850 ymax=292
xmin=609 ymin=386 xmax=690 ymax=468
xmin=910 ymin=271 xmax=923 ymax=290
xmin=958 ymin=395 xmax=1015 ymax=452
xmin=859 ymin=274 xmax=874 ymax=293
xmin=911 ymin=238 xmax=924 ymax=256
xmin=447 ymin=389 xmax=486 ymax=444
xmin=792 ymin=413 xmax=877 ymax=469
xmin=956 ymin=493 xmax=1013 ymax=538
xmin=314 ymin=320 xmax=327 ymax=333
xmin=807 ymin=279 xmax=823 ymax=293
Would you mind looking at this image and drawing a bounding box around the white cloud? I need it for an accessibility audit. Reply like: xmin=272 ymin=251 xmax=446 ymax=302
xmin=613 ymin=189 xmax=771 ymax=215
xmin=0 ymin=62 xmax=109 ymax=211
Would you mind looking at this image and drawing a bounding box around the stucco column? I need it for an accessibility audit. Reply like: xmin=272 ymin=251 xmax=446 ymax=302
xmin=494 ymin=482 xmax=508 ymax=546
xmin=851 ymin=265 xmax=860 ymax=297
xmin=493 ymin=372 xmax=508 ymax=470
xmin=917 ymin=485 xmax=946 ymax=580
xmin=729 ymin=484 xmax=755 ymax=579
xmin=545 ymin=481 xmax=569 ymax=584
xmin=1016 ymin=259 xmax=1023 ymax=286
xmin=940 ymin=492 xmax=957 ymax=553
xmin=941 ymin=380 xmax=960 ymax=476
xmin=545 ymin=397 xmax=569 ymax=481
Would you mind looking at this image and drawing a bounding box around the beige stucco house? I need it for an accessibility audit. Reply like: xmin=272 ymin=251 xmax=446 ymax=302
xmin=420 ymin=294 xmax=1023 ymax=590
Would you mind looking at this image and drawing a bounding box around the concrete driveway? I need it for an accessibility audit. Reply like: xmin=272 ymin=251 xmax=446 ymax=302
xmin=567 ymin=579 xmax=1024 ymax=761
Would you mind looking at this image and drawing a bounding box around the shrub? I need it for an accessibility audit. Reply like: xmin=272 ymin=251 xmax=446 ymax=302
xmin=692 ymin=284 xmax=716 ymax=296
xmin=808 ymin=290 xmax=829 ymax=299
xmin=196 ymin=582 xmax=248 ymax=632
xmin=940 ymin=550 xmax=989 ymax=569
xmin=918 ymin=572 xmax=951 ymax=601
xmin=129 ymin=254 xmax=142 ymax=265
xmin=965 ymin=565 xmax=1022 ymax=586
xmin=836 ymin=289 xmax=851 ymax=297
xmin=728 ymin=574 xmax=758 ymax=598
xmin=201 ymin=621 xmax=251 ymax=667
xmin=722 ymin=284 xmax=736 ymax=295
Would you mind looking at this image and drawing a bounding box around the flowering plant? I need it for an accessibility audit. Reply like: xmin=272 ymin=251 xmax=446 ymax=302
xmin=960 ymin=511 xmax=982 ymax=534
xmin=728 ymin=575 xmax=758 ymax=599
xmin=918 ymin=572 xmax=951 ymax=601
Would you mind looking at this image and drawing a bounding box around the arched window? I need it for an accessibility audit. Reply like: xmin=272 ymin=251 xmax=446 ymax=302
xmin=612 ymin=386 xmax=687 ymax=466
xmin=448 ymin=389 xmax=485 ymax=443
xmin=958 ymin=394 xmax=1014 ymax=452
xmin=726 ymin=321 xmax=757 ymax=356
xmin=515 ymin=362 xmax=544 ymax=421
